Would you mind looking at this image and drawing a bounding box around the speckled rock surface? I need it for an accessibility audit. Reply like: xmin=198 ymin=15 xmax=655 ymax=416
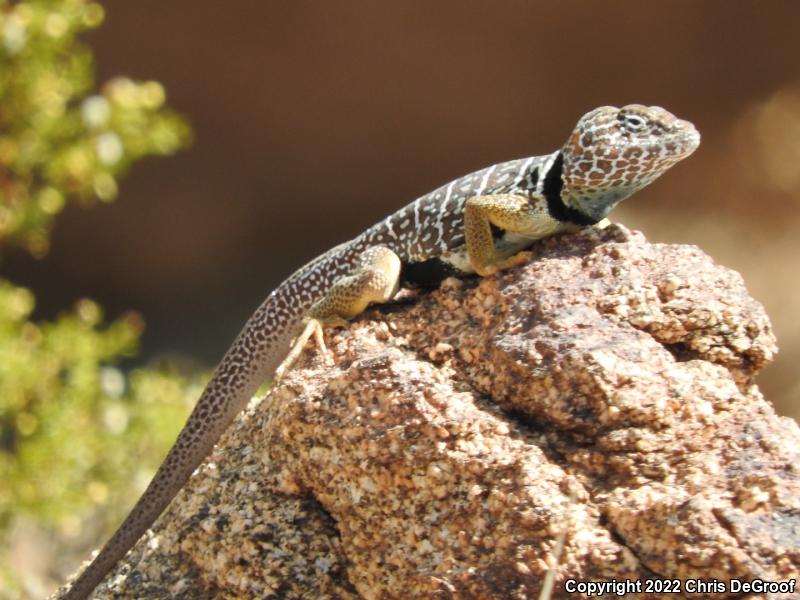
xmin=66 ymin=225 xmax=798 ymax=599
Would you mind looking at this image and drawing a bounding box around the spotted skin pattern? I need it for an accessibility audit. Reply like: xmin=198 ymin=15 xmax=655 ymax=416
xmin=62 ymin=105 xmax=699 ymax=599
xmin=561 ymin=104 xmax=700 ymax=221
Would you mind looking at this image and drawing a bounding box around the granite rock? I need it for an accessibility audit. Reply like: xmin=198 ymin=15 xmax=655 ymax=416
xmin=62 ymin=225 xmax=798 ymax=599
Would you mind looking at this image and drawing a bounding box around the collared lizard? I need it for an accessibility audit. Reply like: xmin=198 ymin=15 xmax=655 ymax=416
xmin=61 ymin=104 xmax=699 ymax=599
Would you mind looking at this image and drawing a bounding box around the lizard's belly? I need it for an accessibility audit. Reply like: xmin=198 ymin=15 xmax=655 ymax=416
xmin=400 ymin=231 xmax=537 ymax=288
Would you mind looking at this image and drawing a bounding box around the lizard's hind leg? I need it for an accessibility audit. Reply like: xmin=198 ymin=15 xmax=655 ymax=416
xmin=275 ymin=246 xmax=402 ymax=381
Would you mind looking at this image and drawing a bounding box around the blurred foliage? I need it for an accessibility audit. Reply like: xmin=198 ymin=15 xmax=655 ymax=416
xmin=0 ymin=288 xmax=206 ymax=597
xmin=0 ymin=0 xmax=191 ymax=256
xmin=0 ymin=1 xmax=197 ymax=597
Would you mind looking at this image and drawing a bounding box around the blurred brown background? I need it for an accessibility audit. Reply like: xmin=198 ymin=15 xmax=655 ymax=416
xmin=4 ymin=1 xmax=799 ymax=419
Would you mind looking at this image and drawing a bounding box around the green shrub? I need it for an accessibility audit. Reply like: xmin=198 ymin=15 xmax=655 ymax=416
xmin=0 ymin=1 xmax=197 ymax=596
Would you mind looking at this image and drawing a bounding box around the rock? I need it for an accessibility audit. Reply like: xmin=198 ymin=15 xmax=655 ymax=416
xmin=64 ymin=225 xmax=798 ymax=599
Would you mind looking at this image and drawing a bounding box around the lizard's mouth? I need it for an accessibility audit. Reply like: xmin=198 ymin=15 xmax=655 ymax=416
xmin=668 ymin=120 xmax=701 ymax=158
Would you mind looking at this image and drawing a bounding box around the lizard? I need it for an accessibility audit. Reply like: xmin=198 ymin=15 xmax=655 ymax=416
xmin=61 ymin=104 xmax=700 ymax=599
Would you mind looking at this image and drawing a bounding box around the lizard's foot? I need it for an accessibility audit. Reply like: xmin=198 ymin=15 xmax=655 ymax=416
xmin=475 ymin=250 xmax=533 ymax=276
xmin=275 ymin=318 xmax=331 ymax=382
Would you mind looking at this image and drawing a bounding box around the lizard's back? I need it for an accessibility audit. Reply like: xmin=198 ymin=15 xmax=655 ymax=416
xmin=358 ymin=154 xmax=553 ymax=284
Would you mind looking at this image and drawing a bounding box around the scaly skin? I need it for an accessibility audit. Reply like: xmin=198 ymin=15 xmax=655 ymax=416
xmin=61 ymin=104 xmax=699 ymax=599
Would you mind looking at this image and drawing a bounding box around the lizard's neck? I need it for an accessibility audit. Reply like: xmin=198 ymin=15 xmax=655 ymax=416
xmin=547 ymin=150 xmax=649 ymax=225
xmin=541 ymin=152 xmax=601 ymax=226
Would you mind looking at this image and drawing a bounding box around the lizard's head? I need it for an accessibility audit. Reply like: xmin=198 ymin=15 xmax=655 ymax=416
xmin=558 ymin=104 xmax=700 ymax=221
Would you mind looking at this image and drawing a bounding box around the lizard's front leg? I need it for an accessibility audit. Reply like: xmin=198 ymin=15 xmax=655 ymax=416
xmin=275 ymin=245 xmax=402 ymax=381
xmin=464 ymin=193 xmax=569 ymax=276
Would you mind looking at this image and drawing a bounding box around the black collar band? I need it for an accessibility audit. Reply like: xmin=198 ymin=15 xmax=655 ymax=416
xmin=542 ymin=152 xmax=599 ymax=226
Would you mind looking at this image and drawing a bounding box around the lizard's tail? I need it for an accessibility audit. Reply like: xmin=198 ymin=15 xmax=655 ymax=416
xmin=60 ymin=295 xmax=304 ymax=599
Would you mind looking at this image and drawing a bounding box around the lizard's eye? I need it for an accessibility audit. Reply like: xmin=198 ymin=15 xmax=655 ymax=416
xmin=620 ymin=113 xmax=647 ymax=132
